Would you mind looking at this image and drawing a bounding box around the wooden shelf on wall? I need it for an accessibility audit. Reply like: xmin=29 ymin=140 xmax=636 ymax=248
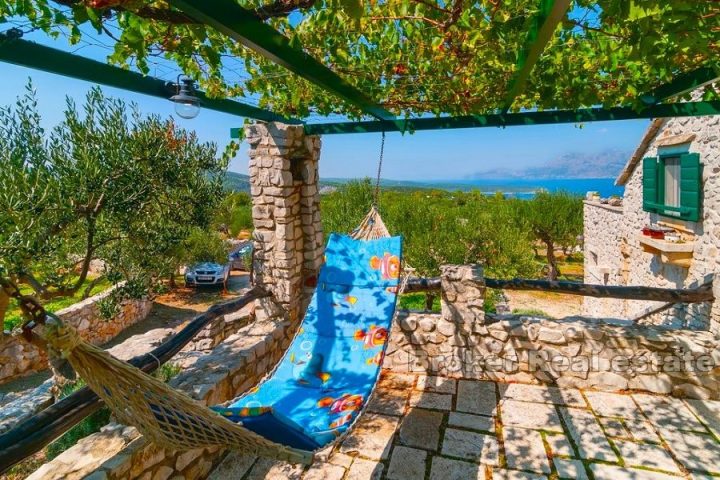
xmin=637 ymin=234 xmax=695 ymax=268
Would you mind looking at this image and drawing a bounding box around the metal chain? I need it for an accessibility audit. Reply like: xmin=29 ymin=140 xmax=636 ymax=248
xmin=0 ymin=277 xmax=49 ymax=340
xmin=373 ymin=130 xmax=386 ymax=207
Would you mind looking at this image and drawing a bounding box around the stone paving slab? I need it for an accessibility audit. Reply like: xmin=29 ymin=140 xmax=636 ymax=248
xmin=659 ymin=430 xmax=720 ymax=474
xmin=209 ymin=373 xmax=720 ymax=480
xmin=429 ymin=456 xmax=484 ymax=480
xmin=346 ymin=457 xmax=384 ymax=480
xmin=457 ymin=380 xmax=497 ymax=416
xmin=685 ymin=398 xmax=720 ymax=438
xmin=491 ymin=469 xmax=547 ymax=479
xmin=386 ymin=446 xmax=427 ymax=480
xmin=502 ymin=427 xmax=550 ymax=473
xmin=613 ymin=439 xmax=681 ymax=474
xmin=448 ymin=411 xmax=495 ymax=432
xmin=441 ymin=428 xmax=499 ymax=465
xmin=340 ymin=413 xmax=401 ymax=460
xmin=544 ymin=432 xmax=575 ymax=457
xmin=418 ymin=375 xmax=457 ymax=394
xmin=399 ymin=407 xmax=443 ymax=450
xmin=500 ymin=383 xmax=585 ymax=408
xmin=553 ymin=458 xmax=588 ymax=480
xmin=409 ymin=390 xmax=453 ymax=410
xmin=367 ymin=388 xmax=410 ymax=417
xmin=501 ymin=399 xmax=563 ymax=432
xmin=634 ymin=393 xmax=709 ymax=433
xmin=589 ymin=463 xmax=681 ymax=480
xmin=558 ymin=407 xmax=618 ymax=462
xmin=584 ymin=390 xmax=641 ymax=418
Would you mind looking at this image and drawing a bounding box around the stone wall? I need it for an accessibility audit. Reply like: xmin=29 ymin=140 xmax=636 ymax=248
xmin=245 ymin=123 xmax=324 ymax=324
xmin=26 ymin=299 xmax=296 ymax=480
xmin=0 ymin=286 xmax=152 ymax=385
xmin=582 ymin=109 xmax=719 ymax=331
xmin=582 ymin=201 xmax=627 ymax=318
xmin=386 ymin=265 xmax=720 ymax=400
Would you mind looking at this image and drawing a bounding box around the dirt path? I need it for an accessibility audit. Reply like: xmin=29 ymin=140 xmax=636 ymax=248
xmin=504 ymin=290 xmax=583 ymax=319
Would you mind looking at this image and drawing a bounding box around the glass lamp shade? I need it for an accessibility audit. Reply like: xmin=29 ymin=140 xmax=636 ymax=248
xmin=172 ymin=98 xmax=201 ymax=119
xmin=170 ymin=78 xmax=201 ymax=119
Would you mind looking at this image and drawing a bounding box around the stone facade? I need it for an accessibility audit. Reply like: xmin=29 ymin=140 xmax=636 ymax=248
xmin=583 ymin=108 xmax=719 ymax=332
xmin=0 ymin=286 xmax=152 ymax=385
xmin=245 ymin=123 xmax=324 ymax=324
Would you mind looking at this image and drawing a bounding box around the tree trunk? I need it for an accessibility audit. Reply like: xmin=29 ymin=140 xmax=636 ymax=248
xmin=425 ymin=293 xmax=436 ymax=311
xmin=19 ymin=273 xmax=49 ymax=298
xmin=543 ymin=239 xmax=560 ymax=281
xmin=82 ymin=276 xmax=105 ymax=299
xmin=0 ymin=288 xmax=9 ymax=334
xmin=168 ymin=272 xmax=176 ymax=289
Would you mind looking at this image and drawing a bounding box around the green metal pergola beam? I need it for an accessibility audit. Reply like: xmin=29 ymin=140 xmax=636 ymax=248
xmin=500 ymin=0 xmax=572 ymax=113
xmin=169 ymin=0 xmax=397 ymax=125
xmin=640 ymin=66 xmax=720 ymax=105
xmin=300 ymin=101 xmax=720 ymax=135
xmin=0 ymin=37 xmax=295 ymax=124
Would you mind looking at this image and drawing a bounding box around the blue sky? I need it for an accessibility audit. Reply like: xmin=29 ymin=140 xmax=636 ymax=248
xmin=0 ymin=26 xmax=650 ymax=181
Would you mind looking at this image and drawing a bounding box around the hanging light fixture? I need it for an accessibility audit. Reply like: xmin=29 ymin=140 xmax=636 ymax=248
xmin=169 ymin=75 xmax=201 ymax=119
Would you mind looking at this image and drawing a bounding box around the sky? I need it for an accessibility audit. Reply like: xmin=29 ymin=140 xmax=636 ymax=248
xmin=0 ymin=25 xmax=651 ymax=181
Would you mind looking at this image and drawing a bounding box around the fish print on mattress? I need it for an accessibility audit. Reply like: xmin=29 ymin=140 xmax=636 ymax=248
xmin=214 ymin=233 xmax=402 ymax=448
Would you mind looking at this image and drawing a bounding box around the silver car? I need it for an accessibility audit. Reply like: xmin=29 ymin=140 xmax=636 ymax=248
xmin=228 ymin=242 xmax=253 ymax=271
xmin=184 ymin=262 xmax=230 ymax=287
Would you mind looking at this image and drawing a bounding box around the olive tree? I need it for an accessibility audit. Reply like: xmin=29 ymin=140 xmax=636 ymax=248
xmin=0 ymin=82 xmax=233 ymax=306
xmin=519 ymin=191 xmax=583 ymax=281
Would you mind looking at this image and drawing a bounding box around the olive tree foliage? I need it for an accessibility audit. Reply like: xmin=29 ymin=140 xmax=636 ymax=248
xmin=321 ymin=180 xmax=537 ymax=309
xmin=518 ymin=191 xmax=583 ymax=281
xmin=214 ymin=191 xmax=254 ymax=237
xmin=0 ymin=82 xmax=234 ymax=307
xmin=1 ymin=1 xmax=716 ymax=119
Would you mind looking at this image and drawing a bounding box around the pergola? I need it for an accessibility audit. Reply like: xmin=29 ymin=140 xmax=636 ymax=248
xmin=0 ymin=0 xmax=717 ymax=137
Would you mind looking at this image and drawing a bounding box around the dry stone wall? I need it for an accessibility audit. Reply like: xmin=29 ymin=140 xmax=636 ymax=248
xmin=0 ymin=286 xmax=151 ymax=385
xmin=582 ymin=108 xmax=719 ymax=332
xmin=386 ymin=264 xmax=720 ymax=401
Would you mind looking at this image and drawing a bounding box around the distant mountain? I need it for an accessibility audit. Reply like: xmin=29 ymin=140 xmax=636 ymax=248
xmin=470 ymin=149 xmax=630 ymax=180
xmin=224 ymin=171 xmax=251 ymax=192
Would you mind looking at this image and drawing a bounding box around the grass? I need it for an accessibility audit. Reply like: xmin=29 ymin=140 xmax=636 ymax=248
xmin=398 ymin=293 xmax=441 ymax=312
xmin=512 ymin=308 xmax=550 ymax=317
xmin=3 ymin=276 xmax=112 ymax=332
xmin=45 ymin=379 xmax=112 ymax=460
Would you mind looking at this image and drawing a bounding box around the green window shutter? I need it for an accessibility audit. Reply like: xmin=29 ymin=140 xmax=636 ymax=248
xmin=680 ymin=152 xmax=702 ymax=221
xmin=642 ymin=157 xmax=659 ymax=213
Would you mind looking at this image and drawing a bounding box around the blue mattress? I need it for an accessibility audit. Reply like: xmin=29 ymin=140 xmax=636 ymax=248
xmin=213 ymin=233 xmax=402 ymax=451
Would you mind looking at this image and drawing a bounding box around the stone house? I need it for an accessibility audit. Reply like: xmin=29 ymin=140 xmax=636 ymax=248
xmin=582 ymin=107 xmax=719 ymax=332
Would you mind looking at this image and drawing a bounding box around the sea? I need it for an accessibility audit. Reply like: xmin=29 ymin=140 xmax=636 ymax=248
xmin=446 ymin=178 xmax=624 ymax=199
xmin=324 ymin=177 xmax=624 ymax=199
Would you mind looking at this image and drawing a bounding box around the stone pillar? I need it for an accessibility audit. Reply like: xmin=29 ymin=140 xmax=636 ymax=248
xmin=245 ymin=123 xmax=323 ymax=323
xmin=440 ymin=264 xmax=486 ymax=326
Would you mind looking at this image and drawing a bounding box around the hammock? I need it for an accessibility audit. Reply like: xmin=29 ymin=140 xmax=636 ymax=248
xmin=42 ymin=207 xmax=402 ymax=465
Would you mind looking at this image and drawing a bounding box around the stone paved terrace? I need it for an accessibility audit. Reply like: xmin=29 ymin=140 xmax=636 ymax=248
xmin=209 ymin=371 xmax=720 ymax=480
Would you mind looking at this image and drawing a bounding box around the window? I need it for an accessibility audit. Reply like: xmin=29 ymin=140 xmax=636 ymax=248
xmin=663 ymin=156 xmax=680 ymax=208
xmin=642 ymin=152 xmax=701 ymax=222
